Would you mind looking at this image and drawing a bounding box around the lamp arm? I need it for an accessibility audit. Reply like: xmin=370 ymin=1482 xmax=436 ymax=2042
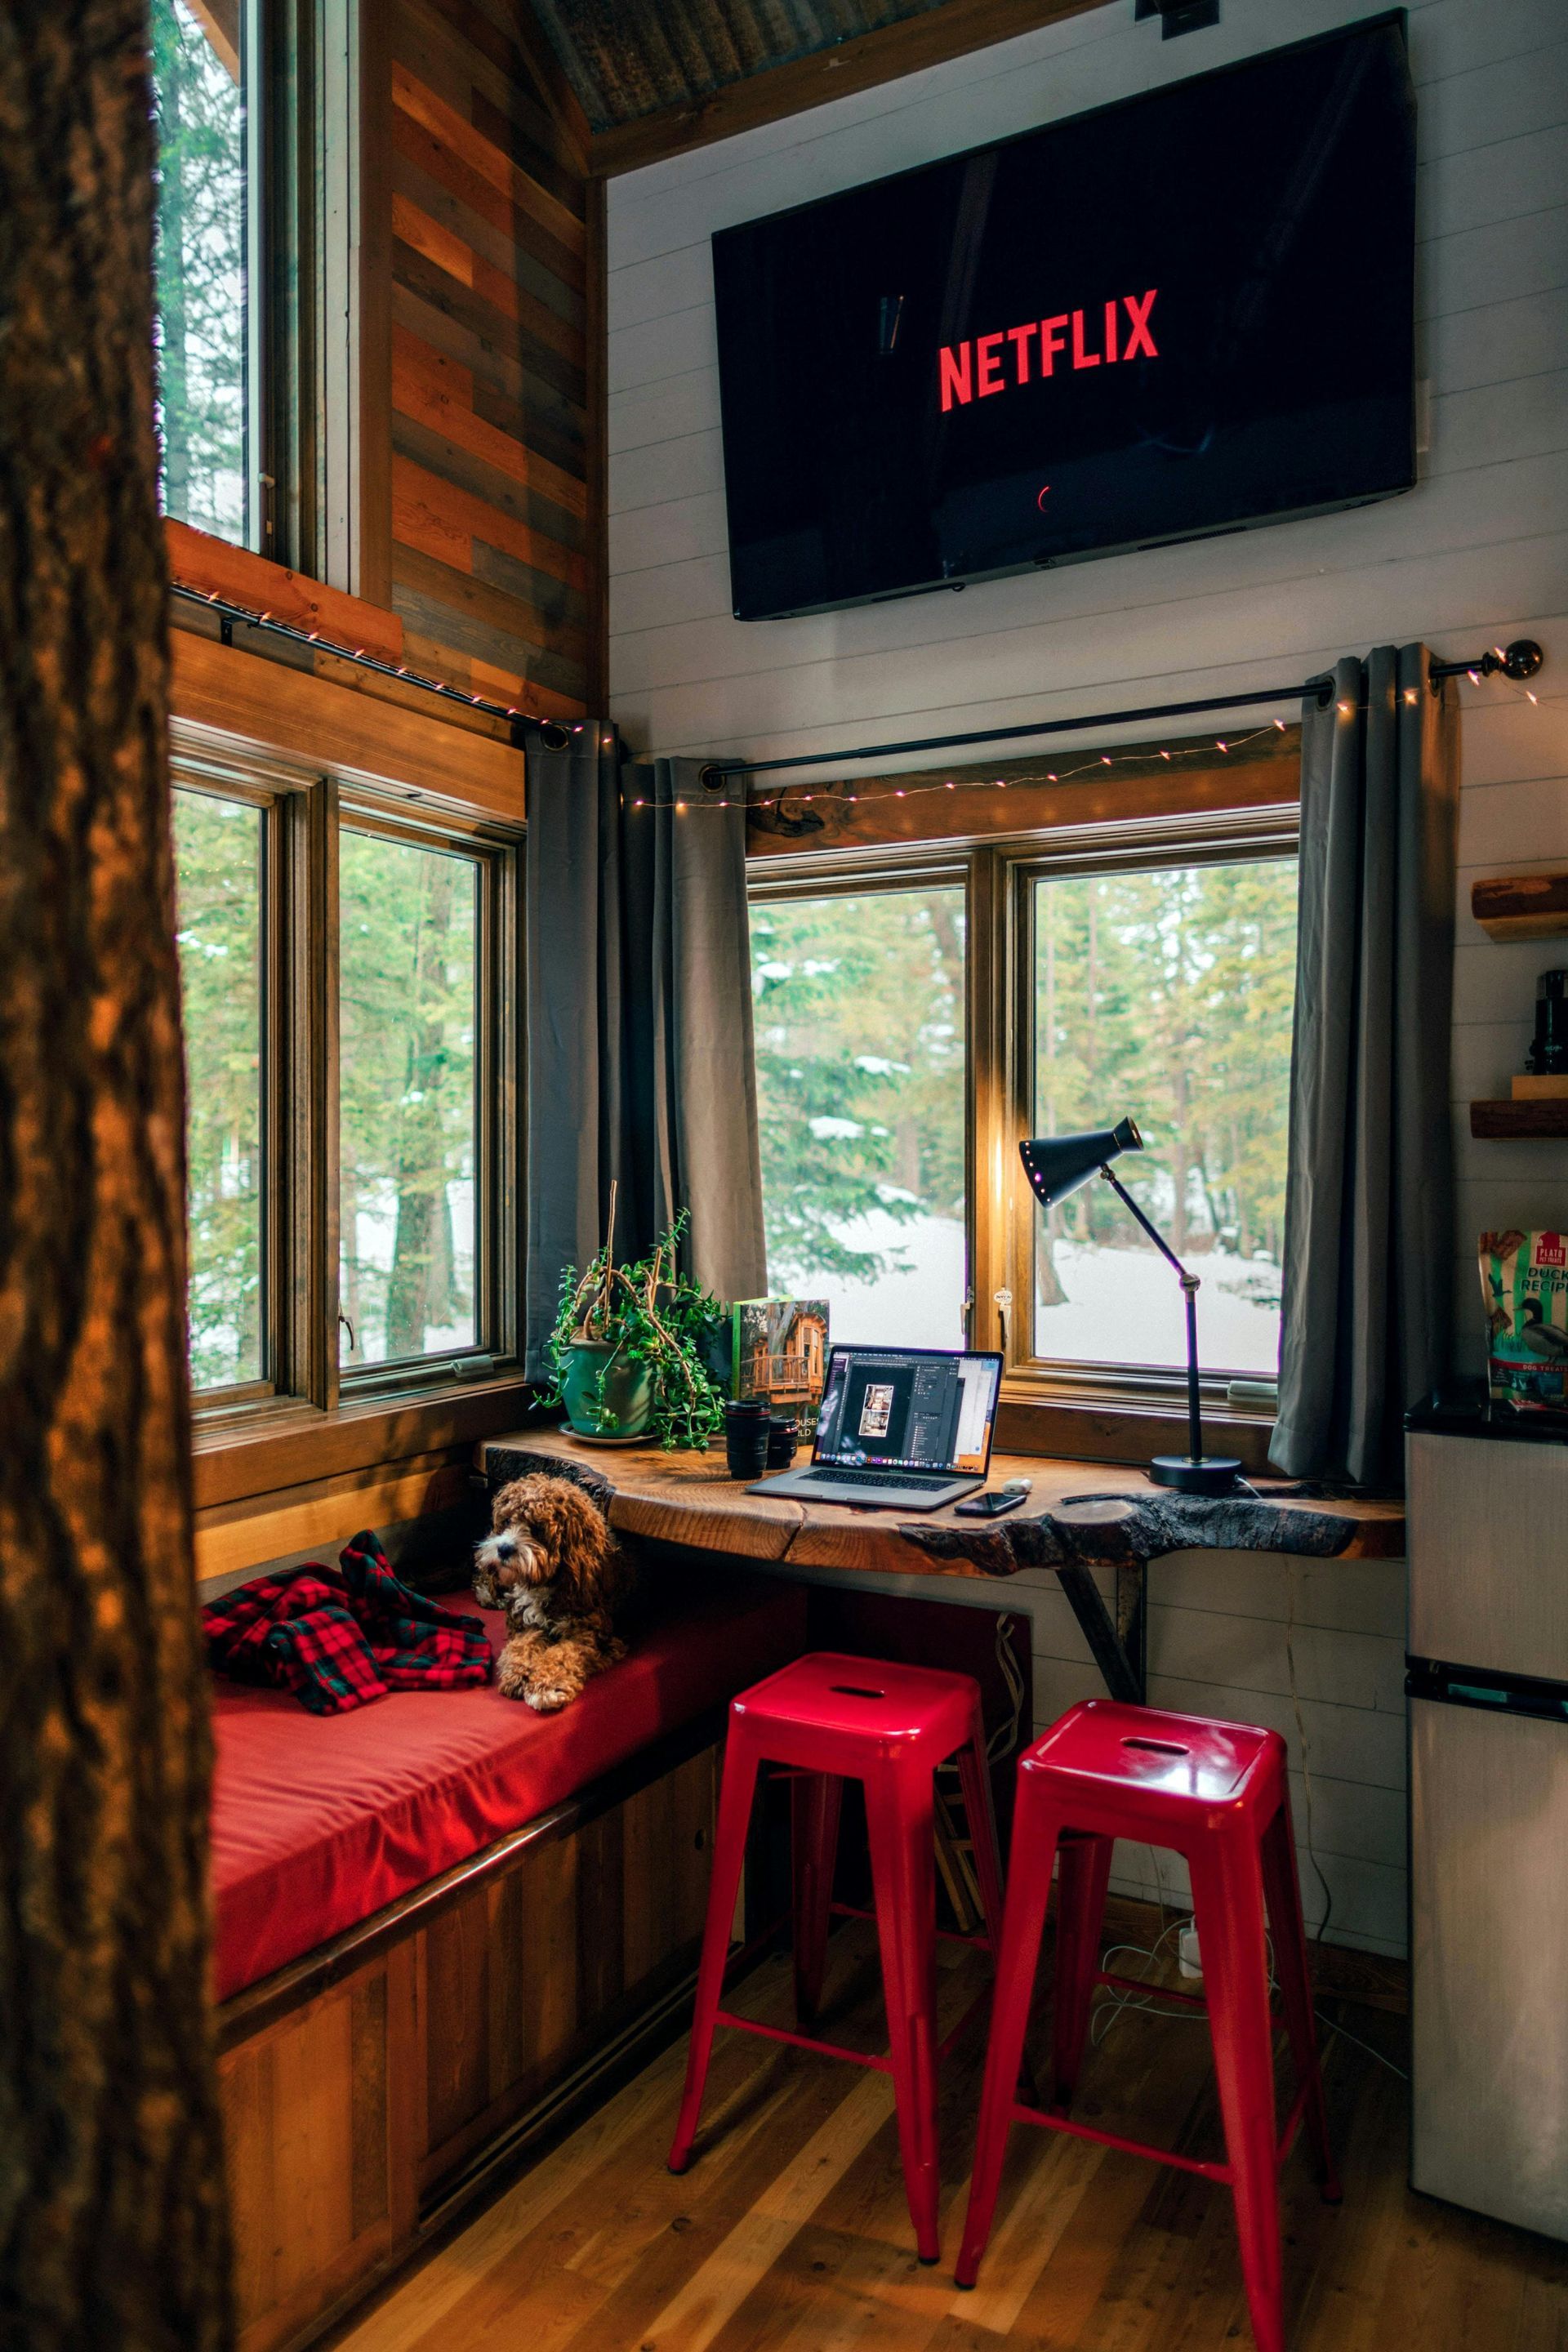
xmin=1098 ymin=1166 xmax=1190 ymax=1281
xmin=1098 ymin=1165 xmax=1206 ymax=1468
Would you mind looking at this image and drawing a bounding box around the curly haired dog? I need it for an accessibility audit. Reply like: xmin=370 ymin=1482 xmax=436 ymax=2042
xmin=473 ymin=1473 xmax=635 ymax=1712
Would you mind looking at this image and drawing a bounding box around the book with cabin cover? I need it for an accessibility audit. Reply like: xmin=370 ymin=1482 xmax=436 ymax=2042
xmin=726 ymin=1298 xmax=830 ymax=1440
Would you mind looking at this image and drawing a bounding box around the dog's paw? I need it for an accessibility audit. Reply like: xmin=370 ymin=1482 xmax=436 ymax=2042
xmin=524 ymin=1683 xmax=575 ymax=1713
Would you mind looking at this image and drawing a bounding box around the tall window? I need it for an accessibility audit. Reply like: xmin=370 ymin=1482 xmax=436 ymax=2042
xmin=151 ymin=0 xmax=250 ymax=544
xmin=340 ymin=833 xmax=480 ymax=1370
xmin=1031 ymin=856 xmax=1297 ymax=1378
xmin=750 ymin=880 xmax=968 ymax=1349
xmin=171 ymin=748 xmax=519 ymax=1415
xmin=174 ymin=787 xmax=265 ymax=1390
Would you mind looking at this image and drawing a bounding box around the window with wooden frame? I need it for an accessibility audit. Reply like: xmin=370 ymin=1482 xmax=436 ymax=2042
xmin=151 ymin=0 xmax=372 ymax=579
xmin=749 ymin=861 xmax=970 ymax=1352
xmin=172 ymin=732 xmax=523 ymax=1421
xmin=748 ymin=739 xmax=1299 ymax=1441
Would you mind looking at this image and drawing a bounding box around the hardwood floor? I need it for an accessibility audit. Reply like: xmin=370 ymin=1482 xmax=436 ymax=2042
xmin=329 ymin=1922 xmax=1568 ymax=2352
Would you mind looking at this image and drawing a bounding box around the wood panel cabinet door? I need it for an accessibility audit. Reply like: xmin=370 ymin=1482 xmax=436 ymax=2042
xmin=418 ymin=1743 xmax=719 ymax=2200
xmin=220 ymin=1944 xmax=419 ymax=2352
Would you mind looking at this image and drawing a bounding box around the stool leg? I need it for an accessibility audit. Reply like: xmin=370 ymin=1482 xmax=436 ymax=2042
xmin=955 ymin=1793 xmax=1058 ymax=2289
xmin=792 ymin=1771 xmax=843 ymax=2027
xmin=1190 ymin=1839 xmax=1286 ymax=2352
xmin=667 ymin=1735 xmax=760 ymax=2174
xmin=955 ymin=1706 xmax=1006 ymax=1949
xmin=1049 ymin=1830 xmax=1114 ymax=2114
xmin=865 ymin=1771 xmax=942 ymax=2263
xmin=1260 ymin=1797 xmax=1340 ymax=2202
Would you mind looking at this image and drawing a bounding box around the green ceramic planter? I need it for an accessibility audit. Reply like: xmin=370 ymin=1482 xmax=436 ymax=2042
xmin=559 ymin=1339 xmax=653 ymax=1439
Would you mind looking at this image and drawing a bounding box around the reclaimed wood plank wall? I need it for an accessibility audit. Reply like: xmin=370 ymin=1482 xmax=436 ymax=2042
xmin=385 ymin=0 xmax=603 ymax=724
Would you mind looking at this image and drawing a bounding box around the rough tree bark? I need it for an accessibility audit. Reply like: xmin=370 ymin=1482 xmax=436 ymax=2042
xmin=0 ymin=9 xmax=233 ymax=2351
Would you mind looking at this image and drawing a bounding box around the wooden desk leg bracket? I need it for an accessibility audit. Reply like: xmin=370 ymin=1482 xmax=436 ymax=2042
xmin=1053 ymin=1561 xmax=1148 ymax=1706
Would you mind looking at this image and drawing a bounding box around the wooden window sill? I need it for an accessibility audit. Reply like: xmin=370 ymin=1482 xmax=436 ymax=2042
xmin=996 ymin=1384 xmax=1277 ymax=1475
xmin=192 ymin=1374 xmax=542 ymax=1512
xmin=164 ymin=517 xmax=404 ymax=665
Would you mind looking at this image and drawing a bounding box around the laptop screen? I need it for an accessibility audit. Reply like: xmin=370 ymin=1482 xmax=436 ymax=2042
xmin=813 ymin=1348 xmax=1003 ymax=1476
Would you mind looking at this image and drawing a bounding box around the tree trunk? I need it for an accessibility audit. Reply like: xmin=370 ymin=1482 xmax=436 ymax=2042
xmin=0 ymin=10 xmax=233 ymax=2350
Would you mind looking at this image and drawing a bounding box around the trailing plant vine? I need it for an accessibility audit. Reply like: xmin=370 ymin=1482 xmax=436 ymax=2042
xmin=547 ymin=1195 xmax=728 ymax=1451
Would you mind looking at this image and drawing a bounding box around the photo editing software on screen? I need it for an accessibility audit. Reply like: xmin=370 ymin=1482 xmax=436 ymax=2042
xmin=815 ymin=1351 xmax=1000 ymax=1475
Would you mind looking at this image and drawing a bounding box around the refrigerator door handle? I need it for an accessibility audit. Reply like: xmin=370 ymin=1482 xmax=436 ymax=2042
xmin=1406 ymin=1655 xmax=1568 ymax=1723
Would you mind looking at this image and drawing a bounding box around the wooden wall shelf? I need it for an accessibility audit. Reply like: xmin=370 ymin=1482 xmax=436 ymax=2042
xmin=1472 ymin=872 xmax=1568 ymax=940
xmin=1470 ymin=1099 xmax=1568 ymax=1138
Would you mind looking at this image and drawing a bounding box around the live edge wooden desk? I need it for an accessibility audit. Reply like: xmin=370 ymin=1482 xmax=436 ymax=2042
xmin=480 ymin=1428 xmax=1405 ymax=1708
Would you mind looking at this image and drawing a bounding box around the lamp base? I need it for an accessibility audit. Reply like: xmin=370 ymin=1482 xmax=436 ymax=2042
xmin=1149 ymin=1453 xmax=1245 ymax=1498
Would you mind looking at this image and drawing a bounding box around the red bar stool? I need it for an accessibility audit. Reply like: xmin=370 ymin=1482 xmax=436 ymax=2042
xmin=956 ymin=1700 xmax=1339 ymax=2352
xmin=667 ymin=1650 xmax=1005 ymax=2262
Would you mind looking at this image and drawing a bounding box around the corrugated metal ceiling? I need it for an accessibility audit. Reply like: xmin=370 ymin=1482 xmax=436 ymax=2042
xmin=528 ymin=0 xmax=955 ymax=130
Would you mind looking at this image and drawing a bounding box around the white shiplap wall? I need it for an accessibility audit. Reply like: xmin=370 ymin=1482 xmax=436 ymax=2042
xmin=608 ymin=0 xmax=1568 ymax=1956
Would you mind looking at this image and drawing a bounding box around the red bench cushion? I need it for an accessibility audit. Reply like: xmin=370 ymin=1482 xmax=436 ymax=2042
xmin=211 ymin=1569 xmax=805 ymax=2000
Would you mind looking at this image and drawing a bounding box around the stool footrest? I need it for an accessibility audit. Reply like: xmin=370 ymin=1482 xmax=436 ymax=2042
xmin=1097 ymin=1967 xmax=1207 ymax=2011
xmin=715 ymin=2009 xmax=893 ymax=2074
xmin=1013 ymin=2100 xmax=1233 ymax=2186
xmin=832 ymin=1900 xmax=992 ymax=1954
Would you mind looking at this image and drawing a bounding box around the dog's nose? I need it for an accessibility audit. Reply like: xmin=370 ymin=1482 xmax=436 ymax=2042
xmin=494 ymin=1534 xmax=515 ymax=1557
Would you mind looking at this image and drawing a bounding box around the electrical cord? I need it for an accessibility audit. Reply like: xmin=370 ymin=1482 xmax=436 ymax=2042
xmin=987 ymin=1613 xmax=1027 ymax=1766
xmin=1084 ymin=1535 xmax=1408 ymax=2081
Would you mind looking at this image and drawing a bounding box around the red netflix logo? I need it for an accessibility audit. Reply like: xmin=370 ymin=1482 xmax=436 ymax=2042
xmin=939 ymin=289 xmax=1160 ymax=412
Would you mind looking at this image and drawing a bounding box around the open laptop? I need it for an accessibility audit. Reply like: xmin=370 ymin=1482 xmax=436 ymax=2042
xmin=751 ymin=1345 xmax=1004 ymax=1511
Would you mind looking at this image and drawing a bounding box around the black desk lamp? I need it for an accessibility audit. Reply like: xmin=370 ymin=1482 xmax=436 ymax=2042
xmin=1019 ymin=1117 xmax=1243 ymax=1497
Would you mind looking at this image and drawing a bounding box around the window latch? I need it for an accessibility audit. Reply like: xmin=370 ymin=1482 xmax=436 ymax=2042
xmin=338 ymin=1311 xmax=356 ymax=1354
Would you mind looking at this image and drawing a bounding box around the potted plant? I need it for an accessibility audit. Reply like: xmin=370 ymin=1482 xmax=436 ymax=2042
xmin=547 ymin=1192 xmax=728 ymax=1451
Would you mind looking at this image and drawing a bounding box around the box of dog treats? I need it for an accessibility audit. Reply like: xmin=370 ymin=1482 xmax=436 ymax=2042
xmin=1480 ymin=1229 xmax=1568 ymax=1414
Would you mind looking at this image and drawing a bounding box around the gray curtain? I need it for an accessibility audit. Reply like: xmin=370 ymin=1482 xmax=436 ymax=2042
xmin=1270 ymin=645 xmax=1460 ymax=1486
xmin=523 ymin=733 xmax=767 ymax=1379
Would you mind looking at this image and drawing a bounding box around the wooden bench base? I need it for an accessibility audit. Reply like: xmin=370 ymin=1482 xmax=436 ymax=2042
xmin=218 ymin=1719 xmax=721 ymax=2352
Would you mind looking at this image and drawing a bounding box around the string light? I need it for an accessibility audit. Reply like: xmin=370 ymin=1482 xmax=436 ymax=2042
xmin=612 ymin=666 xmax=1544 ymax=818
xmin=611 ymin=663 xmax=1542 ymax=818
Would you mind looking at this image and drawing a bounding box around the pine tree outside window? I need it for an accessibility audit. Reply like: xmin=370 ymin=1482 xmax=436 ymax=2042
xmin=152 ymin=0 xmax=250 ymax=545
xmin=1030 ymin=855 xmax=1297 ymax=1379
xmin=171 ymin=741 xmax=523 ymax=1419
xmin=750 ymin=802 xmax=1298 ymax=1415
xmin=750 ymin=878 xmax=969 ymax=1352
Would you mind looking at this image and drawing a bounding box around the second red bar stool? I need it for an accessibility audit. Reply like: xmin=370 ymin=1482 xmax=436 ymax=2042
xmin=956 ymin=1699 xmax=1340 ymax=2352
xmin=667 ymin=1650 xmax=1005 ymax=2262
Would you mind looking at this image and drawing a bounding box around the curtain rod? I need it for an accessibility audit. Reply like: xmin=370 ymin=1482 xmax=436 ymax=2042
xmin=169 ymin=581 xmax=575 ymax=749
xmin=699 ymin=639 xmax=1544 ymax=784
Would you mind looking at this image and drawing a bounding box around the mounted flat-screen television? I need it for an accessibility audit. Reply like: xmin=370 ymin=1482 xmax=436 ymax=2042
xmin=711 ymin=12 xmax=1415 ymax=621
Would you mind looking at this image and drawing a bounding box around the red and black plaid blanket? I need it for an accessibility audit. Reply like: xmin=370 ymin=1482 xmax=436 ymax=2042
xmin=203 ymin=1530 xmax=492 ymax=1714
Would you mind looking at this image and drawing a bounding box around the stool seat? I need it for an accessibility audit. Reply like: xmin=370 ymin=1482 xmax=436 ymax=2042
xmin=956 ymin=1699 xmax=1339 ymax=2352
xmin=1028 ymin=1698 xmax=1276 ymax=1815
xmin=735 ymin=1650 xmax=982 ymax=1762
xmin=667 ymin=1649 xmax=1005 ymax=2264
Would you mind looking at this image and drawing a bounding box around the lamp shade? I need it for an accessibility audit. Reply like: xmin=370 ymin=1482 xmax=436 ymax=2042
xmin=1019 ymin=1117 xmax=1143 ymax=1209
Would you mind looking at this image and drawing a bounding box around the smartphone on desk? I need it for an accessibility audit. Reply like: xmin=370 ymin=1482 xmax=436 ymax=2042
xmin=955 ymin=1481 xmax=1031 ymax=1518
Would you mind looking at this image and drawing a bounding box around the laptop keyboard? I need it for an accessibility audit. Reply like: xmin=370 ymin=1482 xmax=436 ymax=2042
xmin=799 ymin=1467 xmax=957 ymax=1490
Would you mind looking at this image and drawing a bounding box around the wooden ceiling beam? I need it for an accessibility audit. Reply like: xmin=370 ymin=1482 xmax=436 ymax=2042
xmin=588 ymin=0 xmax=1118 ymax=178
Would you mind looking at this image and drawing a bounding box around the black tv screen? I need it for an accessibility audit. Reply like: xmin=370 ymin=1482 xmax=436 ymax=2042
xmin=711 ymin=13 xmax=1415 ymax=621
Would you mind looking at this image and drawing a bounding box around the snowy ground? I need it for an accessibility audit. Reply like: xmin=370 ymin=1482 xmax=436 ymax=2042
xmin=795 ymin=1211 xmax=1281 ymax=1375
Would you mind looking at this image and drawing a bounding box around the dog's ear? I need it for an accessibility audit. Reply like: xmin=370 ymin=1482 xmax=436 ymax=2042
xmin=545 ymin=1483 xmax=614 ymax=1615
xmin=490 ymin=1477 xmax=533 ymax=1533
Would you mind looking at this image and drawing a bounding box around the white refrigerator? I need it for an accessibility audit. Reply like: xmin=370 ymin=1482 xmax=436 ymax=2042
xmin=1406 ymin=1406 xmax=1568 ymax=2242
